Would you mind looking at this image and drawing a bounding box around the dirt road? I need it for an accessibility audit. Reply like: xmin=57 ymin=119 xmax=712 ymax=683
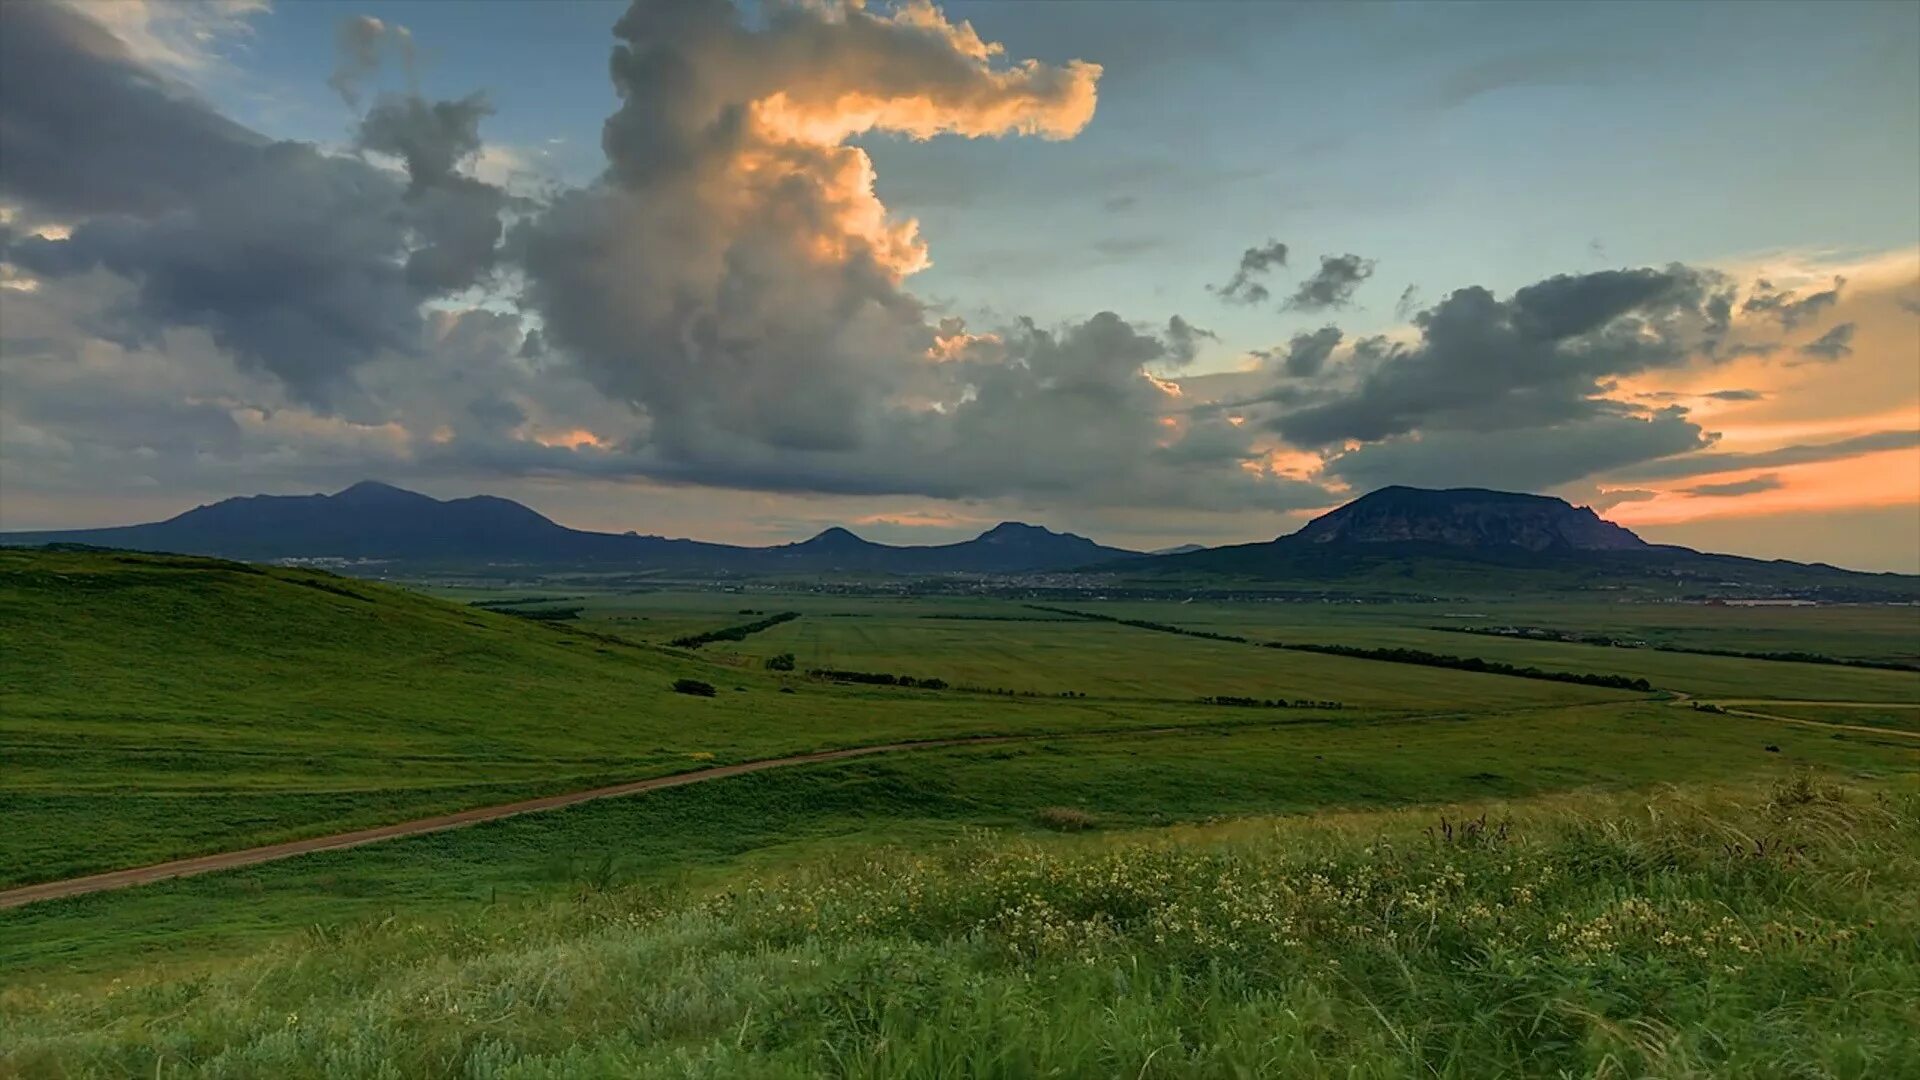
xmin=1 ymin=733 xmax=1056 ymax=910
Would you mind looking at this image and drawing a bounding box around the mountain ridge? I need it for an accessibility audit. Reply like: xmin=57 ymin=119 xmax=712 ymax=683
xmin=0 ymin=482 xmax=1140 ymax=574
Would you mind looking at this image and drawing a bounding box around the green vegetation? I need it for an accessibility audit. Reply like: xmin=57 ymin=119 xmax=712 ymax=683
xmin=7 ymin=778 xmax=1916 ymax=1077
xmin=1281 ymin=643 xmax=1656 ymax=691
xmin=1439 ymin=623 xmax=1920 ymax=671
xmin=809 ymin=669 xmax=950 ymax=690
xmin=668 ymin=610 xmax=802 ymax=648
xmin=5 ymin=550 xmax=1918 ymax=1077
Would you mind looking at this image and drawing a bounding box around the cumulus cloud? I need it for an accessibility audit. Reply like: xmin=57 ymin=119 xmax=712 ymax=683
xmin=1273 ymin=326 xmax=1342 ymax=377
xmin=1679 ymin=474 xmax=1782 ymax=498
xmin=1283 ymin=253 xmax=1374 ymax=311
xmin=1211 ymin=239 xmax=1288 ymax=304
xmin=1269 ymin=266 xmax=1732 ymax=448
xmin=0 ymin=2 xmax=510 ymax=407
xmin=1320 ymin=408 xmax=1710 ymax=494
xmin=1796 ymin=322 xmax=1856 ymax=361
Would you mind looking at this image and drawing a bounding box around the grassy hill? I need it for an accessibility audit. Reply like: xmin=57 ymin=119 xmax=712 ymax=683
xmin=5 ymin=549 xmax=1918 ymax=1076
xmin=1 ymin=549 xmax=1230 ymax=887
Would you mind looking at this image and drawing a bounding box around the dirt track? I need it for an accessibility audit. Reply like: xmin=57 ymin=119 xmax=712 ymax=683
xmin=0 ymin=733 xmax=1057 ymax=910
xmin=8 ymin=699 xmax=1915 ymax=911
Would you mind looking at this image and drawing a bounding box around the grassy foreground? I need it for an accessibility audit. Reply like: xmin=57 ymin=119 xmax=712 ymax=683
xmin=6 ymin=776 xmax=1915 ymax=1078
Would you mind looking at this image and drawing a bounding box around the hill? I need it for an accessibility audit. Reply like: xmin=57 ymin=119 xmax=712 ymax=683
xmin=1118 ymin=486 xmax=1920 ymax=601
xmin=0 ymin=481 xmax=1139 ymax=574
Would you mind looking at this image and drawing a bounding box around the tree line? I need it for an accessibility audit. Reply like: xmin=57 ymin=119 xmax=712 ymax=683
xmin=669 ymin=611 xmax=801 ymax=649
xmin=1277 ymin=643 xmax=1653 ymax=691
xmin=1023 ymin=605 xmax=1251 ymax=644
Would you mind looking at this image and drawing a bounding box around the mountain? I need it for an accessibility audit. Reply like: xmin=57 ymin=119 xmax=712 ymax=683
xmin=1113 ymin=486 xmax=1919 ymax=601
xmin=1150 ymin=543 xmax=1207 ymax=556
xmin=1293 ymin=486 xmax=1647 ymax=552
xmin=0 ymin=482 xmax=1140 ymax=575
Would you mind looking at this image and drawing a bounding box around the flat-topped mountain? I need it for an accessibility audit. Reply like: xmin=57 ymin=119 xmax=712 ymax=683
xmin=0 ymin=482 xmax=1139 ymax=574
xmin=1293 ymin=486 xmax=1649 ymax=552
xmin=1115 ymin=486 xmax=1917 ymax=600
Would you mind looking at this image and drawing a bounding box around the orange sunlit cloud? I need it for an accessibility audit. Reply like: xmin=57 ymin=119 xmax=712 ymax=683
xmin=1607 ymin=447 xmax=1920 ymax=526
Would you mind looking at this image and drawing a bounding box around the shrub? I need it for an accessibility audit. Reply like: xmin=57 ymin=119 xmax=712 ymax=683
xmin=671 ymin=678 xmax=716 ymax=697
xmin=765 ymin=653 xmax=796 ymax=671
xmin=1033 ymin=806 xmax=1098 ymax=831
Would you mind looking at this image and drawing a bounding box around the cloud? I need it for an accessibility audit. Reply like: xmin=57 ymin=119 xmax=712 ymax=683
xmin=1393 ymin=284 xmax=1421 ymax=320
xmin=1679 ymin=474 xmax=1783 ymax=498
xmin=0 ymin=2 xmax=511 ymax=407
xmin=1621 ymin=429 xmax=1920 ymax=481
xmin=1270 ymin=265 xmax=1732 ymax=447
xmin=1796 ymin=322 xmax=1856 ymax=361
xmin=0 ymin=1 xmax=264 ymax=218
xmin=1743 ymin=275 xmax=1843 ymax=329
xmin=1283 ymin=253 xmax=1374 ymax=311
xmin=1210 ymin=239 xmax=1288 ymax=305
xmin=1589 ymin=488 xmax=1657 ymax=512
xmin=1705 ymin=388 xmax=1766 ymax=401
xmin=328 ymin=15 xmax=414 ymax=110
xmin=1274 ymin=326 xmax=1342 ymax=378
xmin=1321 ymin=408 xmax=1711 ymax=493
xmin=506 ymin=0 xmax=1315 ymax=510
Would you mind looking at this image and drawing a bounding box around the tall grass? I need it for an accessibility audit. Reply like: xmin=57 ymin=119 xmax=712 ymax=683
xmin=6 ymin=776 xmax=1915 ymax=1077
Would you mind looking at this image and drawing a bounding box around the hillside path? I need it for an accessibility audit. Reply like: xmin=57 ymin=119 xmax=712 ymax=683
xmin=0 ymin=728 xmax=1163 ymax=910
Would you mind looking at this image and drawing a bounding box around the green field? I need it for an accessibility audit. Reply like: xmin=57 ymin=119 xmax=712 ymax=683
xmin=4 ymin=552 xmax=1919 ymax=1077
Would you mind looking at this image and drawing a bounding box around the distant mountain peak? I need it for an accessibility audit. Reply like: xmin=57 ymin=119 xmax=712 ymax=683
xmin=1294 ymin=486 xmax=1647 ymax=552
xmin=798 ymin=526 xmax=871 ymax=548
xmin=978 ymin=521 xmax=1055 ymax=542
xmin=332 ymin=480 xmax=431 ymax=503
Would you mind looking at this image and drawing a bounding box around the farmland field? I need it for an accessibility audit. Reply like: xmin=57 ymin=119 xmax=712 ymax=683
xmin=4 ymin=554 xmax=1918 ymax=1077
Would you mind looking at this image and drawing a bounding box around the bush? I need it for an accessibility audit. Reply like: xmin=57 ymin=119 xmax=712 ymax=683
xmin=671 ymin=678 xmax=716 ymax=697
xmin=764 ymin=653 xmax=796 ymax=671
xmin=1033 ymin=806 xmax=1098 ymax=831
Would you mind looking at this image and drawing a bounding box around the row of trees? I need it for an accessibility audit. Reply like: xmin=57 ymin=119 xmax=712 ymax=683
xmin=1023 ymin=605 xmax=1252 ymax=644
xmin=1199 ymin=696 xmax=1344 ymax=709
xmin=669 ymin=611 xmax=800 ymax=649
xmin=807 ymin=669 xmax=949 ymax=690
xmin=1279 ymin=643 xmax=1654 ymax=691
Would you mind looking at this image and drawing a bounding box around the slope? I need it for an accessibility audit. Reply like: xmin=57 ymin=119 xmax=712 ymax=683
xmin=0 ymin=549 xmax=1176 ymax=887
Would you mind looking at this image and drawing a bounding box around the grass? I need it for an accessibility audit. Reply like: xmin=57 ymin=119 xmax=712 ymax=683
xmin=1746 ymin=703 xmax=1920 ymax=733
xmin=1 ymin=551 xmax=1292 ymax=886
xmin=6 ymin=776 xmax=1916 ymax=1077
xmin=9 ymin=701 xmax=1913 ymax=976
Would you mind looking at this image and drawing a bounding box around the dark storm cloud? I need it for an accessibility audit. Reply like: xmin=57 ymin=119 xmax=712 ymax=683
xmin=0 ymin=1 xmax=262 ymax=218
xmin=1320 ymin=408 xmax=1710 ymax=493
xmin=1743 ymin=276 xmax=1844 ymax=329
xmin=1283 ymin=253 xmax=1374 ymax=311
xmin=0 ymin=3 xmax=509 ymax=407
xmin=1211 ymin=240 xmax=1289 ymax=305
xmin=1620 ymin=429 xmax=1920 ymax=481
xmin=1278 ymin=326 xmax=1342 ymax=377
xmin=1796 ymin=322 xmax=1856 ymax=361
xmin=358 ymin=93 xmax=508 ymax=294
xmin=1163 ymin=316 xmax=1218 ymax=364
xmin=1679 ymin=474 xmax=1782 ymax=498
xmin=1271 ymin=265 xmax=1731 ymax=447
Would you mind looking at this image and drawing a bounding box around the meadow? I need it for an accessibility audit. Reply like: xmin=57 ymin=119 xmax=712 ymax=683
xmin=6 ymin=777 xmax=1916 ymax=1077
xmin=4 ymin=552 xmax=1918 ymax=1077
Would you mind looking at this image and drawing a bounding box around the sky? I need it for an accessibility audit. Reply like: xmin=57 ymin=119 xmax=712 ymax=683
xmin=1 ymin=0 xmax=1916 ymax=571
